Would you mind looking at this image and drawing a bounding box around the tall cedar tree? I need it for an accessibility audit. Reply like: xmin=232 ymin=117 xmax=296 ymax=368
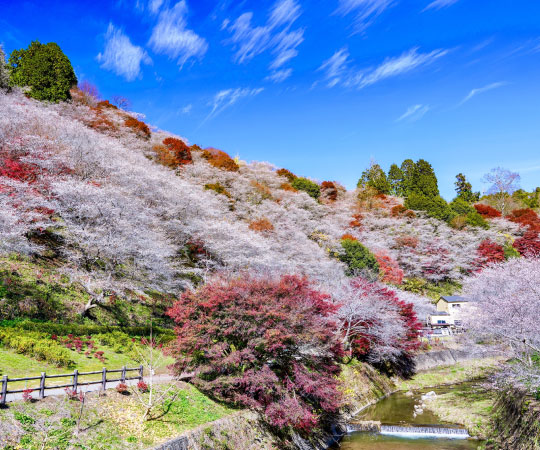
xmin=409 ymin=159 xmax=439 ymax=198
xmin=455 ymin=173 xmax=480 ymax=203
xmin=167 ymin=275 xmax=344 ymax=432
xmin=357 ymin=162 xmax=391 ymax=194
xmin=400 ymin=159 xmax=416 ymax=196
xmin=387 ymin=163 xmax=405 ymax=196
xmin=0 ymin=45 xmax=9 ymax=91
xmin=8 ymin=41 xmax=77 ymax=102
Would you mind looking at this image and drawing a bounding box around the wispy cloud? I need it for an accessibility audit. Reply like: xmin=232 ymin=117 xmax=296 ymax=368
xmin=336 ymin=0 xmax=395 ymax=33
xmin=97 ymin=23 xmax=151 ymax=81
xmin=397 ymin=104 xmax=430 ymax=122
xmin=180 ymin=104 xmax=192 ymax=114
xmin=459 ymin=81 xmax=507 ymax=105
xmin=422 ymin=0 xmax=459 ymax=12
xmin=205 ymin=87 xmax=264 ymax=121
xmin=265 ymin=68 xmax=293 ymax=83
xmin=319 ymin=46 xmax=447 ymax=89
xmin=148 ymin=0 xmax=208 ymax=68
xmin=148 ymin=0 xmax=165 ymax=14
xmin=223 ymin=0 xmax=303 ymax=82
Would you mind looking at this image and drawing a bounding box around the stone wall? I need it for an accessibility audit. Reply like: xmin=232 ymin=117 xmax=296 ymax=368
xmin=414 ymin=348 xmax=501 ymax=371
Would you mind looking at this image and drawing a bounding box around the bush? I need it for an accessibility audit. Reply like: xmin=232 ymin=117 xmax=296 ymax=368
xmin=248 ymin=218 xmax=274 ymax=232
xmin=167 ymin=274 xmax=343 ymax=432
xmin=0 ymin=328 xmax=74 ymax=367
xmin=476 ymin=239 xmax=505 ymax=268
xmin=201 ymin=148 xmax=239 ymax=171
xmin=465 ymin=211 xmax=489 ymax=229
xmin=513 ymin=230 xmax=540 ymax=257
xmin=291 ymin=177 xmax=320 ymax=200
xmin=279 ymin=182 xmax=297 ymax=192
xmin=320 ymin=181 xmax=338 ymax=201
xmin=339 ymin=238 xmax=380 ymax=276
xmin=405 ymin=192 xmax=455 ymax=222
xmin=449 ymin=198 xmax=474 ymax=216
xmin=276 ymin=168 xmax=296 ymax=182
xmin=8 ymin=41 xmax=77 ymax=102
xmin=506 ymin=208 xmax=540 ymax=231
xmin=124 ymin=116 xmax=151 ymax=139
xmin=474 ymin=203 xmax=501 ymax=218
xmin=161 ymin=137 xmax=192 ymax=167
xmin=204 ymin=182 xmax=231 ymax=198
xmin=374 ymin=251 xmax=403 ymax=285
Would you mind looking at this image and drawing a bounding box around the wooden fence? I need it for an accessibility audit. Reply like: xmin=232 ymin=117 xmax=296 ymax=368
xmin=0 ymin=365 xmax=143 ymax=405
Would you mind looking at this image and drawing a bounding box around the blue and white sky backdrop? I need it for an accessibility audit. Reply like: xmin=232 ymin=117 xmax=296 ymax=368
xmin=1 ymin=0 xmax=540 ymax=199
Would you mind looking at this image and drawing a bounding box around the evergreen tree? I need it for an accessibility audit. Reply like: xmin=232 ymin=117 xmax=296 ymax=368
xmin=8 ymin=41 xmax=77 ymax=102
xmin=454 ymin=173 xmax=479 ymax=203
xmin=409 ymin=159 xmax=439 ymax=198
xmin=0 ymin=45 xmax=9 ymax=91
xmin=400 ymin=159 xmax=416 ymax=196
xmin=388 ymin=163 xmax=404 ymax=196
xmin=357 ymin=162 xmax=391 ymax=194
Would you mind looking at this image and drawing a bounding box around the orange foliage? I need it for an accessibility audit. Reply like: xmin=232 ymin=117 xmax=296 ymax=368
xmin=124 ymin=116 xmax=151 ymax=139
xmin=155 ymin=137 xmax=192 ymax=167
xmin=341 ymin=234 xmax=358 ymax=241
xmin=97 ymin=100 xmax=118 ymax=110
xmin=349 ymin=214 xmax=362 ymax=228
xmin=249 ymin=218 xmax=274 ymax=232
xmin=250 ymin=180 xmax=273 ymax=199
xmin=394 ymin=235 xmax=419 ymax=249
xmin=276 ymin=168 xmax=297 ymax=182
xmin=321 ymin=181 xmax=338 ymax=201
xmin=391 ymin=204 xmax=415 ymax=218
xmin=201 ymin=148 xmax=239 ymax=172
xmin=280 ymin=182 xmax=298 ymax=192
xmin=374 ymin=251 xmax=404 ymax=285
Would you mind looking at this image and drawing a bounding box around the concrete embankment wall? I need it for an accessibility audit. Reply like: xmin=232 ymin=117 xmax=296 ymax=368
xmin=489 ymin=388 xmax=540 ymax=450
xmin=414 ymin=348 xmax=501 ymax=371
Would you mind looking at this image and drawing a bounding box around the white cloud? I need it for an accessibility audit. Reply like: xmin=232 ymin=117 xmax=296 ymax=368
xmin=180 ymin=104 xmax=192 ymax=114
xmin=148 ymin=0 xmax=164 ymax=14
xmin=97 ymin=23 xmax=152 ymax=81
xmin=223 ymin=0 xmax=303 ymax=81
xmin=319 ymin=47 xmax=447 ymax=90
xmin=148 ymin=0 xmax=208 ymax=68
xmin=265 ymin=68 xmax=292 ymax=83
xmin=318 ymin=47 xmax=351 ymax=87
xmin=336 ymin=0 xmax=394 ymax=33
xmin=206 ymin=87 xmax=264 ymax=121
xmin=397 ymin=104 xmax=430 ymax=122
xmin=459 ymin=81 xmax=507 ymax=105
xmin=423 ymin=0 xmax=459 ymax=12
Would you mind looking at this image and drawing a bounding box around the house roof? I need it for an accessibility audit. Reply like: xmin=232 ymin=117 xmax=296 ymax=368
xmin=431 ymin=311 xmax=451 ymax=316
xmin=440 ymin=295 xmax=469 ymax=303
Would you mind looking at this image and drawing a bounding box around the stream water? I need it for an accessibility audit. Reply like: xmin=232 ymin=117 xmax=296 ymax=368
xmin=337 ymin=384 xmax=483 ymax=450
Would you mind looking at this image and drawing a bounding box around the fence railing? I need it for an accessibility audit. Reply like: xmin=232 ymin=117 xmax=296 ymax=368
xmin=0 ymin=365 xmax=143 ymax=405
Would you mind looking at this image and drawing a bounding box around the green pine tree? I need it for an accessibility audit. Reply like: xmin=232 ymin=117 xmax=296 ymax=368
xmin=357 ymin=162 xmax=391 ymax=194
xmin=0 ymin=45 xmax=9 ymax=91
xmin=388 ymin=163 xmax=405 ymax=196
xmin=8 ymin=41 xmax=77 ymax=102
xmin=454 ymin=173 xmax=479 ymax=203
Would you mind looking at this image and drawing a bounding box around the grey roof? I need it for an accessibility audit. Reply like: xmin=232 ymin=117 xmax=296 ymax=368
xmin=431 ymin=311 xmax=451 ymax=316
xmin=440 ymin=295 xmax=469 ymax=303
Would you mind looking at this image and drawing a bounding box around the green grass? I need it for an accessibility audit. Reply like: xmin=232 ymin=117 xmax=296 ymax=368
xmin=398 ymin=357 xmax=502 ymax=391
xmin=0 ymin=382 xmax=234 ymax=449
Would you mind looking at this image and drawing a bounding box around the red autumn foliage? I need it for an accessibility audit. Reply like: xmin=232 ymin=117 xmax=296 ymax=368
xmin=506 ymin=208 xmax=540 ymax=232
xmin=474 ymin=203 xmax=502 ymax=218
xmin=374 ymin=251 xmax=404 ymax=285
xmin=201 ymin=148 xmax=239 ymax=172
xmin=513 ymin=230 xmax=540 ymax=257
xmin=0 ymin=156 xmax=40 ymax=183
xmin=475 ymin=239 xmax=505 ymax=269
xmin=166 ymin=274 xmax=344 ymax=432
xmin=124 ymin=116 xmax=151 ymax=139
xmin=349 ymin=214 xmax=362 ymax=228
xmin=96 ymin=100 xmax=118 ymax=110
xmin=154 ymin=137 xmax=192 ymax=168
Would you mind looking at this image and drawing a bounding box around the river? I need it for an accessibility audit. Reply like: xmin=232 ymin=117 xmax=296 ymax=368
xmin=337 ymin=384 xmax=483 ymax=450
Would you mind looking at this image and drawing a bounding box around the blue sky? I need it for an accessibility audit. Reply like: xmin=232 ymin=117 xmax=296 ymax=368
xmin=1 ymin=0 xmax=540 ymax=199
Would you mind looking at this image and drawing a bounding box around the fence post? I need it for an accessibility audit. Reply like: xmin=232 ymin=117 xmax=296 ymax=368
xmin=73 ymin=369 xmax=79 ymax=393
xmin=121 ymin=366 xmax=126 ymax=383
xmin=138 ymin=364 xmax=143 ymax=381
xmin=39 ymin=372 xmax=46 ymax=399
xmin=101 ymin=368 xmax=107 ymax=392
xmin=1 ymin=375 xmax=7 ymax=406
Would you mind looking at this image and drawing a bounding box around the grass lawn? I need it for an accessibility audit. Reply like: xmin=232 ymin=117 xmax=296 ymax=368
xmin=398 ymin=357 xmax=503 ymax=391
xmin=0 ymin=381 xmax=234 ymax=450
xmin=0 ymin=346 xmax=174 ymax=390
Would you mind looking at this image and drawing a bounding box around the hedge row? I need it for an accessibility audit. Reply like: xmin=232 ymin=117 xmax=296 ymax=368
xmin=0 ymin=328 xmax=75 ymax=367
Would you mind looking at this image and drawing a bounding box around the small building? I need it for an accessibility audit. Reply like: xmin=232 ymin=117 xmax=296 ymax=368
xmin=436 ymin=295 xmax=469 ymax=327
xmin=428 ymin=311 xmax=454 ymax=328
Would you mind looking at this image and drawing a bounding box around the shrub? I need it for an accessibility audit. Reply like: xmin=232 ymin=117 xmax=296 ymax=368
xmin=137 ymin=380 xmax=149 ymax=392
xmin=449 ymin=198 xmax=475 ymax=216
xmin=248 ymin=218 xmax=274 ymax=232
xmin=320 ymin=181 xmax=338 ymax=201
xmin=393 ymin=235 xmax=418 ymax=249
xmin=465 ymin=211 xmax=489 ymax=229
xmin=96 ymin=99 xmax=117 ymax=109
xmin=124 ymin=116 xmax=151 ymax=139
xmin=201 ymin=148 xmax=239 ymax=171
xmin=476 ymin=239 xmax=505 ymax=268
xmin=349 ymin=214 xmax=362 ymax=228
xmin=116 ymin=382 xmax=128 ymax=394
xmin=167 ymin=274 xmax=343 ymax=432
xmin=405 ymin=192 xmax=455 ymax=222
xmin=374 ymin=251 xmax=404 ymax=285
xmin=279 ymin=182 xmax=297 ymax=192
xmin=291 ymin=177 xmax=320 ymax=200
xmin=8 ymin=41 xmax=77 ymax=102
xmin=162 ymin=137 xmax=192 ymax=166
xmin=276 ymin=168 xmax=296 ymax=182
xmin=339 ymin=238 xmax=380 ymax=276
xmin=340 ymin=233 xmax=357 ymax=241
xmin=506 ymin=208 xmax=540 ymax=231
xmin=474 ymin=203 xmax=501 ymax=218
xmin=204 ymin=182 xmax=232 ymax=198
xmin=250 ymin=180 xmax=273 ymax=200
xmin=513 ymin=230 xmax=540 ymax=257
xmin=391 ymin=205 xmax=407 ymax=217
